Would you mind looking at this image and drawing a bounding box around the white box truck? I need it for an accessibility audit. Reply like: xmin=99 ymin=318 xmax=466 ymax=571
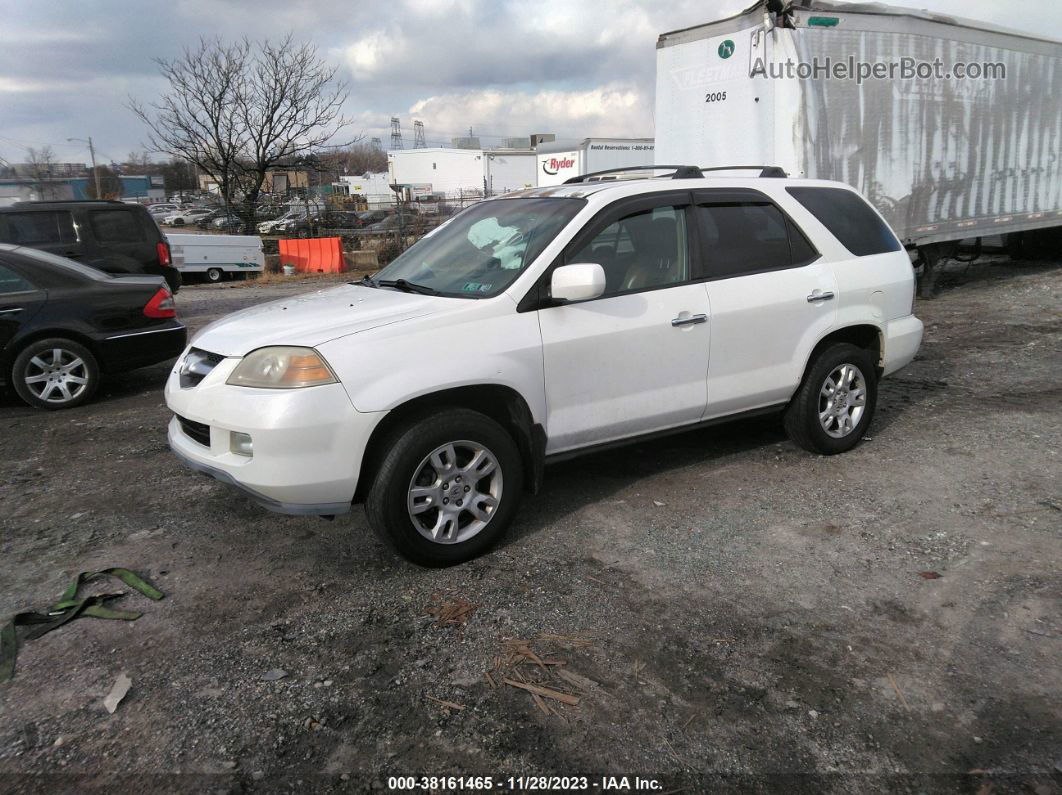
xmin=536 ymin=138 xmax=656 ymax=186
xmin=655 ymin=0 xmax=1062 ymax=294
xmin=167 ymin=233 xmax=264 ymax=283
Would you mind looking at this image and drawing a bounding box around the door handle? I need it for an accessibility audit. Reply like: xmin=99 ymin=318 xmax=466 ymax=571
xmin=0 ymin=307 xmax=23 ymax=315
xmin=671 ymin=313 xmax=708 ymax=327
xmin=807 ymin=290 xmax=835 ymax=303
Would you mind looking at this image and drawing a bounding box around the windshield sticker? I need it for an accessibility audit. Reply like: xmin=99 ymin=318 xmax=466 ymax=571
xmin=462 ymin=282 xmax=494 ymax=293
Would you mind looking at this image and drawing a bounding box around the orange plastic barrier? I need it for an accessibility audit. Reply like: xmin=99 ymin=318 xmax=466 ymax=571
xmin=278 ymin=237 xmax=345 ymax=273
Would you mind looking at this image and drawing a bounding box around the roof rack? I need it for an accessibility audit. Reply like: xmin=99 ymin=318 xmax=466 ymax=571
xmin=563 ymin=165 xmax=704 ymax=184
xmin=11 ymin=199 xmax=128 ymax=207
xmin=562 ymin=164 xmax=788 ymax=184
xmin=700 ymin=165 xmax=788 ymax=178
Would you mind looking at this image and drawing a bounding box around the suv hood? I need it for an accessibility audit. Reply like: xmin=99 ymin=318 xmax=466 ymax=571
xmin=191 ymin=284 xmax=447 ymax=356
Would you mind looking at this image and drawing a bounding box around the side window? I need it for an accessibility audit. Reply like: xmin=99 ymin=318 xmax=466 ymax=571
xmin=568 ymin=205 xmax=689 ymax=297
xmin=785 ymin=186 xmax=901 ymax=256
xmin=90 ymin=210 xmax=145 ymax=243
xmin=788 ymin=217 xmax=818 ymax=264
xmin=0 ymin=263 xmax=35 ymax=294
xmin=697 ymin=202 xmax=805 ymax=278
xmin=0 ymin=211 xmax=76 ymax=245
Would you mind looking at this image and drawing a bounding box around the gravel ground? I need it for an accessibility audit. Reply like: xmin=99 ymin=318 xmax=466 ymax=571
xmin=0 ymin=259 xmax=1060 ymax=793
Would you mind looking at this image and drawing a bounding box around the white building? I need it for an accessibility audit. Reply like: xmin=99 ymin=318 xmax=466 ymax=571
xmin=333 ymin=172 xmax=396 ymax=208
xmin=387 ymin=148 xmax=485 ymax=199
xmin=386 ymin=137 xmax=655 ymax=199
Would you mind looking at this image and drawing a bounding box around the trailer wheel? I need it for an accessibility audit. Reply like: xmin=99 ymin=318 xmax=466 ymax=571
xmin=1005 ymin=232 xmax=1025 ymax=260
xmin=206 ymin=267 xmax=223 ymax=283
xmin=917 ymin=243 xmax=945 ymax=299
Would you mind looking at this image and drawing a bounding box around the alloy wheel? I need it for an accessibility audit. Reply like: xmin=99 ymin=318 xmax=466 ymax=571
xmin=407 ymin=440 xmax=503 ymax=544
xmin=23 ymin=347 xmax=90 ymax=405
xmin=818 ymin=363 xmax=867 ymax=438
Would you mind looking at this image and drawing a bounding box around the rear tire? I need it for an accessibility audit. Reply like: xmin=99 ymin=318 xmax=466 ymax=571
xmin=365 ymin=408 xmax=523 ymax=566
xmin=206 ymin=267 xmax=223 ymax=283
xmin=12 ymin=338 xmax=100 ymax=411
xmin=784 ymin=343 xmax=877 ymax=455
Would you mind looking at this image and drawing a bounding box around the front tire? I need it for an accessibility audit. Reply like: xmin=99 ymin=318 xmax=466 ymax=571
xmin=365 ymin=409 xmax=524 ymax=566
xmin=12 ymin=338 xmax=100 ymax=410
xmin=784 ymin=343 xmax=878 ymax=455
xmin=206 ymin=267 xmax=223 ymax=283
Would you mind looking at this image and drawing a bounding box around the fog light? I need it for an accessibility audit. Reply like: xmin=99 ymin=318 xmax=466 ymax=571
xmin=230 ymin=431 xmax=253 ymax=457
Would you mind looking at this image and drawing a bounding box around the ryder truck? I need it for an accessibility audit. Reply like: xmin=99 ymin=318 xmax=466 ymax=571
xmin=654 ymin=0 xmax=1062 ymax=295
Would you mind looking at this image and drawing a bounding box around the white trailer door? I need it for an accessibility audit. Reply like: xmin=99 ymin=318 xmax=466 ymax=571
xmin=655 ymin=21 xmax=775 ymax=167
xmin=537 ymin=197 xmax=710 ymax=453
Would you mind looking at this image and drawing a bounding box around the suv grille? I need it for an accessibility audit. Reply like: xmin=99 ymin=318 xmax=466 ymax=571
xmin=176 ymin=415 xmax=211 ymax=447
xmin=179 ymin=348 xmax=225 ymax=388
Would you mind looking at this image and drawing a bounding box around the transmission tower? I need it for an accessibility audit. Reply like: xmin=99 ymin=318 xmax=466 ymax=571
xmin=413 ymin=121 xmax=426 ymax=148
xmin=390 ymin=117 xmax=403 ymax=150
xmin=370 ymin=137 xmax=382 ymax=151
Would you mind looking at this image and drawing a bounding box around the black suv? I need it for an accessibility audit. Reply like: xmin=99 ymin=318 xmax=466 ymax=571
xmin=0 ymin=201 xmax=181 ymax=292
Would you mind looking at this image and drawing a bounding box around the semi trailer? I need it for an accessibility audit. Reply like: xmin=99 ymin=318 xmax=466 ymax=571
xmin=654 ymin=0 xmax=1062 ymax=294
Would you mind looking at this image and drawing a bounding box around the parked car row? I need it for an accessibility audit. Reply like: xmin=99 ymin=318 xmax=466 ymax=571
xmin=0 ymin=173 xmax=925 ymax=571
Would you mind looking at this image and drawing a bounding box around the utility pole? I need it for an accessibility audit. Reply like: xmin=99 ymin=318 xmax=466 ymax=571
xmin=413 ymin=121 xmax=426 ymax=149
xmin=390 ymin=117 xmax=403 ymax=150
xmin=67 ymin=136 xmax=101 ymax=198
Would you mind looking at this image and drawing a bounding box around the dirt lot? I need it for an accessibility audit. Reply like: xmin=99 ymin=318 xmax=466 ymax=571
xmin=1 ymin=259 xmax=1059 ymax=793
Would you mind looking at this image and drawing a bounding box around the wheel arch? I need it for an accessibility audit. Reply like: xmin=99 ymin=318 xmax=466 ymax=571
xmin=800 ymin=324 xmax=884 ymax=386
xmin=2 ymin=328 xmax=104 ymax=384
xmin=353 ymin=384 xmax=545 ymax=504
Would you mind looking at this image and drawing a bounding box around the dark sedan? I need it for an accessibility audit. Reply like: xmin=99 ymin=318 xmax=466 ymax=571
xmin=0 ymin=244 xmax=187 ymax=410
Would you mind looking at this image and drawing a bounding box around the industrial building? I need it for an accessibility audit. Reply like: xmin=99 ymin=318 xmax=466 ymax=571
xmin=332 ymin=173 xmax=397 ymax=209
xmin=385 ymin=136 xmax=655 ymax=200
xmin=0 ymin=174 xmax=165 ymax=204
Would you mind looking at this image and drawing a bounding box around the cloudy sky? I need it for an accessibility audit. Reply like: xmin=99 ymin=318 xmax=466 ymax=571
xmin=0 ymin=0 xmax=1058 ymax=165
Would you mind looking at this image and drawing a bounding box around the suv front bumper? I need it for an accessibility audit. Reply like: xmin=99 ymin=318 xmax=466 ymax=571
xmin=165 ymin=358 xmax=385 ymax=515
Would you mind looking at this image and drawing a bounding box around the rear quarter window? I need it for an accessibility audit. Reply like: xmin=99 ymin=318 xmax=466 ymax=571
xmin=90 ymin=209 xmax=147 ymax=243
xmin=0 ymin=262 xmax=36 ymax=293
xmin=786 ymin=187 xmax=902 ymax=256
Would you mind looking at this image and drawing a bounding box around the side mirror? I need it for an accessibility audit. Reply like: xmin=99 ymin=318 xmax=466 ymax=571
xmin=550 ymin=263 xmax=606 ymax=303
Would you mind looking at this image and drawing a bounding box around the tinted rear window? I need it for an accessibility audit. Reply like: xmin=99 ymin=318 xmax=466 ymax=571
xmin=696 ymin=202 xmax=819 ymax=278
xmin=0 ymin=211 xmax=77 ymax=245
xmin=786 ymin=187 xmax=901 ymax=256
xmin=90 ymin=209 xmax=146 ymax=243
xmin=7 ymin=247 xmax=112 ymax=281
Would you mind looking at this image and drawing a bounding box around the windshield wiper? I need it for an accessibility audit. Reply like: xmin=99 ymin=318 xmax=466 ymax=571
xmin=352 ymin=275 xmax=378 ymax=288
xmin=376 ymin=278 xmax=440 ymax=296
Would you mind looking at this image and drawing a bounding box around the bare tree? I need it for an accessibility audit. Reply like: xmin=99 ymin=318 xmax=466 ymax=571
xmin=317 ymin=143 xmax=387 ymax=178
xmin=130 ymin=36 xmax=354 ymax=231
xmin=129 ymin=38 xmax=249 ymax=212
xmin=25 ymin=146 xmax=58 ymax=198
xmin=232 ymin=35 xmax=355 ymax=224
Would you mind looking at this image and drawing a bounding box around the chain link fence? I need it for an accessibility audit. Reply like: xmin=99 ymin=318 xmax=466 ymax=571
xmin=168 ymin=189 xmax=500 ymax=272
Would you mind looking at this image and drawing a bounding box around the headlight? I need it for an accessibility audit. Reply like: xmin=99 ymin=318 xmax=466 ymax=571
xmin=226 ymin=346 xmax=337 ymax=389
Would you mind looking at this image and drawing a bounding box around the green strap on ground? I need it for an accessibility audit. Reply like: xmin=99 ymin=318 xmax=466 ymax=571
xmin=0 ymin=567 xmax=164 ymax=683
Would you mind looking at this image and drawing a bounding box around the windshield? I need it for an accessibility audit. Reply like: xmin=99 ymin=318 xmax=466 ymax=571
xmin=373 ymin=198 xmax=583 ymax=298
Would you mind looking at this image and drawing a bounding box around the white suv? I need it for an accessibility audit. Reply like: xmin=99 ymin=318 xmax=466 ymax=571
xmin=165 ymin=167 xmax=923 ymax=566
